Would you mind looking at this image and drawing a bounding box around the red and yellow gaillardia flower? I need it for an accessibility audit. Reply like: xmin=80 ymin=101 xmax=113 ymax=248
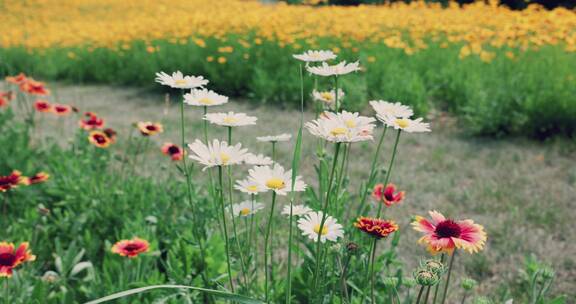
xmin=355 ymin=217 xmax=399 ymax=239
xmin=0 ymin=170 xmax=25 ymax=192
xmin=412 ymin=210 xmax=487 ymax=254
xmin=20 ymin=79 xmax=50 ymax=96
xmin=161 ymin=143 xmax=185 ymax=161
xmin=5 ymin=73 xmax=28 ymax=85
xmin=88 ymin=131 xmax=112 ymax=148
xmin=372 ymin=183 xmax=405 ymax=207
xmin=0 ymin=242 xmax=36 ymax=277
xmin=34 ymin=100 xmax=52 ymax=112
xmin=52 ymin=104 xmax=72 ymax=116
xmin=137 ymin=122 xmax=163 ymax=136
xmin=27 ymin=172 xmax=50 ymax=185
xmin=79 ymin=112 xmax=105 ymax=130
xmin=111 ymin=237 xmax=150 ymax=258
xmin=0 ymin=91 xmax=14 ymax=107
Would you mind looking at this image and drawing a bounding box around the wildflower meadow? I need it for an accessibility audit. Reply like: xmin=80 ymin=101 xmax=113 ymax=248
xmin=1 ymin=1 xmax=575 ymax=303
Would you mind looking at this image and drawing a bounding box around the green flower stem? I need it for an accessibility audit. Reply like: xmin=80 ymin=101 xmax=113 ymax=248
xmin=460 ymin=292 xmax=468 ymax=304
xmin=179 ymin=97 xmax=210 ymax=288
xmin=203 ymin=106 xmax=209 ymax=143
xmin=376 ymin=129 xmax=402 ymax=218
xmin=369 ymin=238 xmax=379 ymax=304
xmin=432 ymin=253 xmax=446 ymax=304
xmin=202 ymin=105 xmax=217 ymax=203
xmin=355 ymin=126 xmax=387 ymax=216
xmin=425 ymin=286 xmax=432 ymax=304
xmin=334 ymin=75 xmax=340 ymax=112
xmin=271 ymin=141 xmax=277 ymax=162
xmin=218 ymin=166 xmax=234 ymax=292
xmin=415 ymin=285 xmax=426 ymax=304
xmin=312 ymin=142 xmax=342 ymax=292
xmin=264 ymin=191 xmax=277 ymax=302
xmin=226 ymin=127 xmax=249 ymax=288
xmin=334 ymin=143 xmax=349 ymax=216
xmin=440 ymin=250 xmax=458 ymax=304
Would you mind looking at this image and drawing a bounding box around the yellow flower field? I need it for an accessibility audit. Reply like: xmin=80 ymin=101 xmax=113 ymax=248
xmin=2 ymin=0 xmax=576 ymax=57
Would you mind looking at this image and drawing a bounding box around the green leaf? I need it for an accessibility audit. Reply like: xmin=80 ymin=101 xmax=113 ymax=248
xmin=84 ymin=284 xmax=264 ymax=304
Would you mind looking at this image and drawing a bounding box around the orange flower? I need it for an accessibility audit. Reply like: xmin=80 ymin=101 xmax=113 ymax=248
xmin=354 ymin=217 xmax=398 ymax=239
xmin=88 ymin=131 xmax=112 ymax=148
xmin=137 ymin=122 xmax=163 ymax=136
xmin=161 ymin=143 xmax=185 ymax=161
xmin=28 ymin=172 xmax=49 ymax=184
xmin=0 ymin=242 xmax=36 ymax=277
xmin=19 ymin=79 xmax=50 ymax=96
xmin=111 ymin=237 xmax=150 ymax=258
xmin=0 ymin=91 xmax=14 ymax=107
xmin=103 ymin=128 xmax=117 ymax=143
xmin=372 ymin=183 xmax=404 ymax=207
xmin=412 ymin=210 xmax=487 ymax=254
xmin=0 ymin=170 xmax=24 ymax=192
xmin=34 ymin=100 xmax=52 ymax=112
xmin=52 ymin=104 xmax=72 ymax=116
xmin=79 ymin=112 xmax=105 ymax=130
xmin=5 ymin=73 xmax=27 ymax=85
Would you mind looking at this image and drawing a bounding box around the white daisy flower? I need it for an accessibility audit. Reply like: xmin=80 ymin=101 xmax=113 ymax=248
xmin=298 ymin=211 xmax=344 ymax=243
xmin=187 ymin=139 xmax=248 ymax=170
xmin=232 ymin=201 xmax=264 ymax=217
xmin=204 ymin=112 xmax=257 ymax=127
xmin=244 ymin=153 xmax=274 ymax=166
xmin=369 ymin=100 xmax=414 ymax=121
xmin=383 ymin=117 xmax=431 ymax=133
xmin=247 ymin=164 xmax=306 ymax=196
xmin=306 ymin=61 xmax=361 ymax=77
xmin=305 ymin=111 xmax=376 ymax=143
xmin=281 ymin=204 xmax=312 ymax=217
xmin=235 ymin=179 xmax=266 ymax=194
xmin=184 ymin=89 xmax=228 ymax=107
xmin=256 ymin=133 xmax=292 ymax=142
xmin=293 ymin=50 xmax=337 ymax=62
xmin=312 ymin=89 xmax=345 ymax=105
xmin=155 ymin=71 xmax=208 ymax=89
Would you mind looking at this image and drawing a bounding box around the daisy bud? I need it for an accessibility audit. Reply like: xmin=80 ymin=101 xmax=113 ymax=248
xmin=383 ymin=277 xmax=399 ymax=288
xmin=414 ymin=269 xmax=440 ymax=286
xmin=423 ymin=259 xmax=445 ymax=275
xmin=42 ymin=271 xmax=60 ymax=283
xmin=541 ymin=267 xmax=555 ymax=280
xmin=346 ymin=242 xmax=359 ymax=253
xmin=402 ymin=277 xmax=417 ymax=288
xmin=474 ymin=297 xmax=493 ymax=304
xmin=461 ymin=278 xmax=478 ymax=291
xmin=331 ymin=243 xmax=342 ymax=252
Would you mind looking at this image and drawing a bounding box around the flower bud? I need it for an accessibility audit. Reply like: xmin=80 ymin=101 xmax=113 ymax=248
xmin=402 ymin=277 xmax=417 ymax=288
xmin=414 ymin=269 xmax=439 ymax=286
xmin=423 ymin=259 xmax=445 ymax=274
xmin=346 ymin=242 xmax=359 ymax=253
xmin=383 ymin=277 xmax=399 ymax=288
xmin=461 ymin=278 xmax=478 ymax=290
xmin=541 ymin=266 xmax=555 ymax=280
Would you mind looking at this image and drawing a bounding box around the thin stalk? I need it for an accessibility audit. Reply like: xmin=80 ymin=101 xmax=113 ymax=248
xmin=264 ymin=192 xmax=277 ymax=302
xmin=358 ymin=125 xmax=388 ymax=214
xmin=376 ymin=130 xmax=402 ymax=218
xmin=271 ymin=141 xmax=277 ymax=162
xmin=312 ymin=142 xmax=342 ymax=292
xmin=460 ymin=292 xmax=468 ymax=304
xmin=440 ymin=251 xmax=457 ymax=304
xmin=218 ymin=166 xmax=235 ymax=292
xmin=179 ymin=96 xmax=210 ymax=288
xmin=424 ymin=286 xmax=432 ymax=304
xmin=334 ymin=76 xmax=340 ymax=112
xmin=334 ymin=143 xmax=349 ymax=216
xmin=415 ymin=286 xmax=426 ymax=304
xmin=432 ymin=254 xmax=446 ymax=304
xmin=369 ymin=238 xmax=379 ymax=304
xmin=203 ymin=106 xmax=209 ymax=143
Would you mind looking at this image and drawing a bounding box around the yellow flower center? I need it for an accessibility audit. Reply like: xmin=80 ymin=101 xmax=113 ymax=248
xmin=220 ymin=152 xmax=230 ymax=164
xmin=247 ymin=185 xmax=259 ymax=192
xmin=223 ymin=117 xmax=238 ymax=124
xmin=240 ymin=208 xmax=251 ymax=216
xmin=330 ymin=127 xmax=347 ymax=136
xmin=345 ymin=119 xmax=356 ymax=128
xmin=395 ymin=118 xmax=409 ymax=129
xmin=313 ymin=224 xmax=328 ymax=235
xmin=174 ymin=79 xmax=187 ymax=85
xmin=265 ymin=178 xmax=285 ymax=190
xmin=198 ymin=97 xmax=213 ymax=105
xmin=320 ymin=92 xmax=333 ymax=102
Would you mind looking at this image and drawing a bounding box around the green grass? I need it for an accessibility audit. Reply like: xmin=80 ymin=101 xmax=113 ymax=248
xmin=1 ymin=37 xmax=575 ymax=138
xmin=1 ymin=81 xmax=574 ymax=303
